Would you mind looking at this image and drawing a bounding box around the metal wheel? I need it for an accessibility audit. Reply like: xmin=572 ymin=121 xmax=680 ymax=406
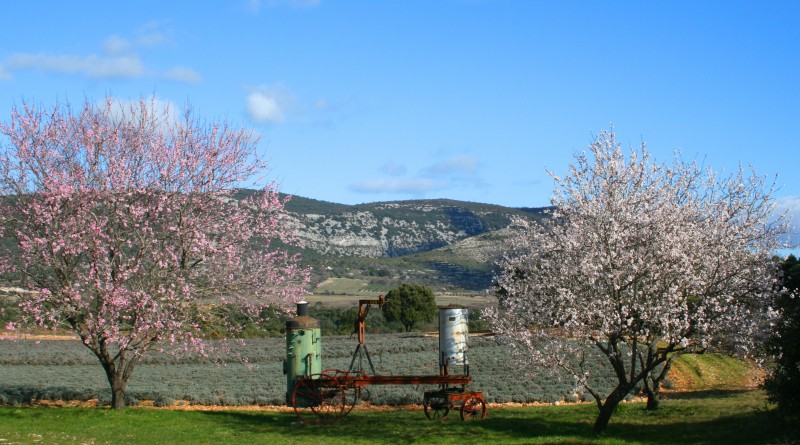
xmin=310 ymin=380 xmax=347 ymax=421
xmin=460 ymin=396 xmax=486 ymax=421
xmin=423 ymin=393 xmax=450 ymax=420
xmin=321 ymin=369 xmax=359 ymax=414
xmin=292 ymin=376 xmax=348 ymax=423
xmin=292 ymin=377 xmax=320 ymax=423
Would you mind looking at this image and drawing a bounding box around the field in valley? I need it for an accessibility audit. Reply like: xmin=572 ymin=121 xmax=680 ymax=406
xmin=308 ymin=277 xmax=492 ymax=308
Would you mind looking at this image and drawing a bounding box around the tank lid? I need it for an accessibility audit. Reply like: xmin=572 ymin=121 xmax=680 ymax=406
xmin=287 ymin=302 xmax=318 ymax=329
xmin=286 ymin=315 xmax=319 ymax=330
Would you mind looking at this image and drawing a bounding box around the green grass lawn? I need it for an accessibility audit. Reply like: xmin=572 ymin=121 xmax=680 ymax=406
xmin=0 ymin=390 xmax=795 ymax=445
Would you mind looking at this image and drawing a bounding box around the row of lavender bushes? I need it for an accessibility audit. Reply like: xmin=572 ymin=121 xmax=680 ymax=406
xmin=0 ymin=334 xmax=634 ymax=407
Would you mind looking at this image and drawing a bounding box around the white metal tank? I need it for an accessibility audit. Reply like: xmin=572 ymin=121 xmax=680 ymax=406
xmin=439 ymin=307 xmax=469 ymax=368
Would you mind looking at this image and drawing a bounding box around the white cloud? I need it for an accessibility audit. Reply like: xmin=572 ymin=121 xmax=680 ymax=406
xmin=0 ymin=24 xmax=196 ymax=84
xmin=314 ymin=98 xmax=332 ymax=110
xmin=103 ymin=35 xmax=132 ymax=55
xmin=247 ymin=90 xmax=285 ymax=123
xmin=3 ymin=53 xmax=145 ymax=79
xmin=242 ymin=82 xmax=347 ymax=126
xmin=244 ymin=0 xmax=320 ymax=12
xmin=285 ymin=0 xmax=321 ymax=7
xmin=380 ymin=162 xmax=407 ymax=176
xmin=245 ymin=84 xmax=302 ymax=124
xmin=776 ymin=195 xmax=800 ymax=214
xmin=105 ymin=95 xmax=178 ymax=130
xmin=776 ymin=195 xmax=800 ymax=249
xmin=351 ymin=154 xmax=487 ymax=198
xmin=133 ymin=23 xmax=171 ymax=48
xmin=163 ymin=66 xmax=202 ymax=84
xmin=421 ymin=155 xmax=478 ymax=178
xmin=244 ymin=0 xmax=264 ymax=12
xmin=350 ymin=178 xmax=443 ymax=195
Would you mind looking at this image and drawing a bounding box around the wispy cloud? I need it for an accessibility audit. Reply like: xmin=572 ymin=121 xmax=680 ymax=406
xmin=2 ymin=53 xmax=145 ymax=79
xmin=421 ymin=155 xmax=478 ymax=178
xmin=244 ymin=83 xmax=343 ymax=126
xmin=351 ymin=154 xmax=486 ymax=197
xmin=105 ymin=95 xmax=178 ymax=129
xmin=163 ymin=66 xmax=202 ymax=84
xmin=103 ymin=35 xmax=133 ymax=55
xmin=0 ymin=24 xmax=199 ymax=84
xmin=244 ymin=0 xmax=320 ymax=13
xmin=380 ymin=162 xmax=407 ymax=176
xmin=776 ymin=195 xmax=800 ymax=249
xmin=350 ymin=178 xmax=443 ymax=195
xmin=132 ymin=22 xmax=173 ymax=47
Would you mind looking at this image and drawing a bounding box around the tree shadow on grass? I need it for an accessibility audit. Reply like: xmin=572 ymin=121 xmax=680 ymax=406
xmin=660 ymin=389 xmax=753 ymax=400
xmin=198 ymin=409 xmax=528 ymax=444
xmin=197 ymin=399 xmax=797 ymax=445
xmin=480 ymin=411 xmax=791 ymax=444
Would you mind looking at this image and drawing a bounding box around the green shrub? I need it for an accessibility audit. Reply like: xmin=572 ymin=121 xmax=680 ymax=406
xmin=764 ymin=255 xmax=800 ymax=418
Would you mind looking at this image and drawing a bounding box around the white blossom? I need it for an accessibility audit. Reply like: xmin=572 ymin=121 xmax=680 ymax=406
xmin=486 ymin=131 xmax=790 ymax=432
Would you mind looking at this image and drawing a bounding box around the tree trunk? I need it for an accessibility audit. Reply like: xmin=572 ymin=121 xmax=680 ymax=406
xmin=100 ymin=357 xmax=134 ymax=410
xmin=86 ymin=337 xmax=144 ymax=411
xmin=110 ymin=374 xmax=128 ymax=410
xmin=593 ymin=386 xmax=628 ymax=434
xmin=103 ymin=363 xmax=128 ymax=410
xmin=642 ymin=354 xmax=674 ymax=411
xmin=644 ymin=384 xmax=660 ymax=410
xmin=641 ymin=371 xmax=660 ymax=410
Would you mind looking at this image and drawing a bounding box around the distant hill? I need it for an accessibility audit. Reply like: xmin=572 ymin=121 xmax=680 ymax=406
xmin=269 ymin=191 xmax=552 ymax=293
xmin=2 ymin=190 xmax=551 ymax=295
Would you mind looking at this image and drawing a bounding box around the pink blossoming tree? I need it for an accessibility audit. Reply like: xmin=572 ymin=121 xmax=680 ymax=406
xmin=486 ymin=131 xmax=789 ymax=433
xmin=0 ymin=98 xmax=309 ymax=409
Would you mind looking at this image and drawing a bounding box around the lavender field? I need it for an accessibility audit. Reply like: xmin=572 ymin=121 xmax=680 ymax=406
xmin=0 ymin=334 xmax=622 ymax=407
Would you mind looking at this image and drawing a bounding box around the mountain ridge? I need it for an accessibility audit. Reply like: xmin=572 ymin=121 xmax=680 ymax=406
xmin=267 ymin=191 xmax=551 ymax=292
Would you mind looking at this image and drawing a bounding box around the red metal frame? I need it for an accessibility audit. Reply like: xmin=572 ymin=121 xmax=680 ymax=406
xmin=291 ymin=294 xmax=487 ymax=422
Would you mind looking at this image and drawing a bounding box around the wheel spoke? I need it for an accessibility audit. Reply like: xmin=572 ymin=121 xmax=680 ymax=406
xmin=460 ymin=396 xmax=486 ymax=421
xmin=292 ymin=372 xmax=350 ymax=424
xmin=423 ymin=393 xmax=450 ymax=420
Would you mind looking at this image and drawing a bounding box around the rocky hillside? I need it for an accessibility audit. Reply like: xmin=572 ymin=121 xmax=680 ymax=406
xmin=270 ymin=192 xmax=551 ymax=292
xmin=1 ymin=190 xmax=550 ymax=293
xmin=283 ymin=195 xmax=546 ymax=258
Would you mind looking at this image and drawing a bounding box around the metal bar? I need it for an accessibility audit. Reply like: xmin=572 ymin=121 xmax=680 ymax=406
xmin=348 ymin=344 xmax=362 ymax=373
xmin=363 ymin=344 xmax=377 ymax=375
xmin=446 ymin=391 xmax=483 ymax=403
xmin=295 ymin=374 xmax=472 ymax=387
xmin=352 ymin=375 xmax=472 ymax=386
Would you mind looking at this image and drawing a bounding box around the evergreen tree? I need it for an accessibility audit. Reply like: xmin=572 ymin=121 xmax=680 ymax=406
xmin=764 ymin=254 xmax=800 ymax=417
xmin=382 ymin=284 xmax=437 ymax=332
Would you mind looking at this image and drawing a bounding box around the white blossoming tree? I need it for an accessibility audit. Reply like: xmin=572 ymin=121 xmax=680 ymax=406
xmin=486 ymin=131 xmax=789 ymax=433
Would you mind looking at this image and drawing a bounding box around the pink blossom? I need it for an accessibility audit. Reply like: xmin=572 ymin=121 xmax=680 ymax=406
xmin=0 ymin=97 xmax=309 ymax=409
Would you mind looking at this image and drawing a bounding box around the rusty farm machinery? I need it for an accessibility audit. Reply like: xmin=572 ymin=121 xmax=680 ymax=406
xmin=283 ymin=297 xmax=487 ymax=423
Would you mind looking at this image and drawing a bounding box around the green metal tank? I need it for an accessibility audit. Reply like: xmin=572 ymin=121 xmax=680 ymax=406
xmin=283 ymin=301 xmax=321 ymax=405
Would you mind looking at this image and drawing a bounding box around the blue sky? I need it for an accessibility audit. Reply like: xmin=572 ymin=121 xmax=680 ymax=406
xmin=1 ymin=1 xmax=798 ymax=246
